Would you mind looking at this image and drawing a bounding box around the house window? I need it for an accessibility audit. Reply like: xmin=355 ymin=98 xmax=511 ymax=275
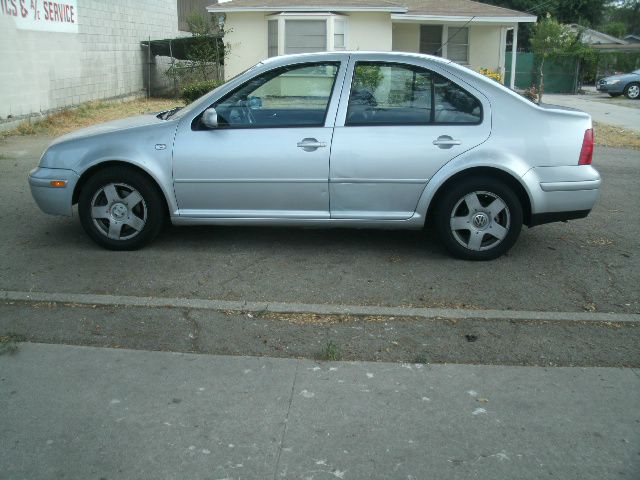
xmin=447 ymin=27 xmax=469 ymax=64
xmin=268 ymin=20 xmax=279 ymax=57
xmin=285 ymin=20 xmax=327 ymax=54
xmin=420 ymin=25 xmax=443 ymax=56
xmin=334 ymin=19 xmax=346 ymax=50
xmin=267 ymin=14 xmax=347 ymax=56
xmin=419 ymin=25 xmax=469 ymax=64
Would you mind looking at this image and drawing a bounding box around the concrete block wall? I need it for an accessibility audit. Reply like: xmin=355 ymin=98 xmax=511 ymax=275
xmin=0 ymin=0 xmax=188 ymax=124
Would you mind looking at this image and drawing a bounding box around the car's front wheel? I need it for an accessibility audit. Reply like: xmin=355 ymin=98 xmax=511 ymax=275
xmin=78 ymin=167 xmax=165 ymax=250
xmin=434 ymin=177 xmax=523 ymax=261
xmin=624 ymin=82 xmax=640 ymax=99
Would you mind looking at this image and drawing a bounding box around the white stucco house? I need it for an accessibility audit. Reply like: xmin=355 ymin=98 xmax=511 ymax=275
xmin=208 ymin=0 xmax=536 ymax=88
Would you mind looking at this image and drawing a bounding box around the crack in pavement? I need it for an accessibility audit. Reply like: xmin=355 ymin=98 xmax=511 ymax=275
xmin=272 ymin=360 xmax=299 ymax=480
xmin=183 ymin=309 xmax=201 ymax=354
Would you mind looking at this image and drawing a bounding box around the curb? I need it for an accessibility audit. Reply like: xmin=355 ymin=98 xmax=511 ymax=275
xmin=2 ymin=290 xmax=639 ymax=324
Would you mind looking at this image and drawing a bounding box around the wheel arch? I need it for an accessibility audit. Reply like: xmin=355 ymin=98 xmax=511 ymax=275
xmin=424 ymin=166 xmax=533 ymax=227
xmin=72 ymin=161 xmax=171 ymax=218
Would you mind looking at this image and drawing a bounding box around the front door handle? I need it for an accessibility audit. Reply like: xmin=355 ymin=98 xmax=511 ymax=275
xmin=433 ymin=135 xmax=462 ymax=149
xmin=297 ymin=138 xmax=327 ymax=152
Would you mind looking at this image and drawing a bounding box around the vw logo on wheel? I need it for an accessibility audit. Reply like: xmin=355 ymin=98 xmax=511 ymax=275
xmin=472 ymin=212 xmax=489 ymax=229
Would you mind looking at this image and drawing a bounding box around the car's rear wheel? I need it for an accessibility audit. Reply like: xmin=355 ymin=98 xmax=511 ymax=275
xmin=624 ymin=82 xmax=640 ymax=99
xmin=434 ymin=177 xmax=523 ymax=261
xmin=78 ymin=167 xmax=165 ymax=250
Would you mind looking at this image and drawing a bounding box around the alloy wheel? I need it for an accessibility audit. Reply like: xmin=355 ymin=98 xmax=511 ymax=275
xmin=449 ymin=191 xmax=511 ymax=251
xmin=90 ymin=182 xmax=147 ymax=240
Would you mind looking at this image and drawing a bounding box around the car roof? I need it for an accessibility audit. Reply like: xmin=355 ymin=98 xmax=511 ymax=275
xmin=259 ymin=50 xmax=453 ymax=67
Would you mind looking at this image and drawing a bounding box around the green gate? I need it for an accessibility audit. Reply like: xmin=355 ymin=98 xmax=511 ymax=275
xmin=505 ymin=53 xmax=578 ymax=94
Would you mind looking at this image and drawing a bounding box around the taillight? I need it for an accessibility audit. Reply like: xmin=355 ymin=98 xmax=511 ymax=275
xmin=578 ymin=128 xmax=594 ymax=165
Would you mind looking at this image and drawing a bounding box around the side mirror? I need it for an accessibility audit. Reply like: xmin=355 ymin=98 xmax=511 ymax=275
xmin=202 ymin=107 xmax=218 ymax=129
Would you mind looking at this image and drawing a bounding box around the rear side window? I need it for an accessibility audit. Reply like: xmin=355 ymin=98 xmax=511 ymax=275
xmin=346 ymin=62 xmax=481 ymax=126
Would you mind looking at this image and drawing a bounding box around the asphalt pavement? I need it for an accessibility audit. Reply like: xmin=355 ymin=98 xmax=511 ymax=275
xmin=1 ymin=134 xmax=639 ymax=479
xmin=0 ymin=136 xmax=639 ymax=315
xmin=1 ymin=343 xmax=638 ymax=480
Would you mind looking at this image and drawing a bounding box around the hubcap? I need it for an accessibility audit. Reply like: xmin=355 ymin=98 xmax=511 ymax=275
xmin=628 ymin=85 xmax=639 ymax=98
xmin=449 ymin=191 xmax=511 ymax=252
xmin=90 ymin=183 xmax=147 ymax=241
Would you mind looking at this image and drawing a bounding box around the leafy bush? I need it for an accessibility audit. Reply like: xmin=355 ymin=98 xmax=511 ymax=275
xmin=181 ymin=80 xmax=222 ymax=103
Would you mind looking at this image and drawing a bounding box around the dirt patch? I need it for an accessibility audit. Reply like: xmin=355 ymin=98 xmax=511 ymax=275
xmin=594 ymin=122 xmax=640 ymax=150
xmin=2 ymin=98 xmax=182 ymax=138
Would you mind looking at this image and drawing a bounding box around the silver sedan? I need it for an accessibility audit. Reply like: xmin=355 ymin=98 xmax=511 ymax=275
xmin=29 ymin=52 xmax=601 ymax=260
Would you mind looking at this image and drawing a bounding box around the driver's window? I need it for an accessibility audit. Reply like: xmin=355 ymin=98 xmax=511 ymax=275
xmin=213 ymin=62 xmax=340 ymax=128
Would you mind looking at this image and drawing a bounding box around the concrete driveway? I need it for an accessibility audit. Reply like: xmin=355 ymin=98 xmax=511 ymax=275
xmin=1 ymin=134 xmax=638 ymax=315
xmin=544 ymin=89 xmax=639 ymax=132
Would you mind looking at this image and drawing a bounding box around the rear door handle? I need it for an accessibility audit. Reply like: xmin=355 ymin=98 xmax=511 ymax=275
xmin=433 ymin=136 xmax=462 ymax=149
xmin=297 ymin=138 xmax=327 ymax=151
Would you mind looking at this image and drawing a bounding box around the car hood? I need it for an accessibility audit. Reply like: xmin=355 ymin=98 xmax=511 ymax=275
xmin=602 ymin=73 xmax=638 ymax=82
xmin=50 ymin=113 xmax=167 ymax=145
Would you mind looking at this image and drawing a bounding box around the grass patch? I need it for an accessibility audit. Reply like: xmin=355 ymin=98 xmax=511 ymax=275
xmin=413 ymin=353 xmax=429 ymax=364
xmin=323 ymin=341 xmax=342 ymax=361
xmin=3 ymin=98 xmax=182 ymax=138
xmin=594 ymin=122 xmax=640 ymax=150
xmin=0 ymin=333 xmax=26 ymax=355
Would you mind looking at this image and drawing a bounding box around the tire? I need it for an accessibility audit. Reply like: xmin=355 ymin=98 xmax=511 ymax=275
xmin=78 ymin=166 xmax=165 ymax=250
xmin=434 ymin=176 xmax=523 ymax=261
xmin=624 ymin=82 xmax=640 ymax=100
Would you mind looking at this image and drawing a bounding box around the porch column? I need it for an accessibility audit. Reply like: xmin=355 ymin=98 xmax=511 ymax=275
xmin=498 ymin=27 xmax=507 ymax=81
xmin=510 ymin=23 xmax=518 ymax=90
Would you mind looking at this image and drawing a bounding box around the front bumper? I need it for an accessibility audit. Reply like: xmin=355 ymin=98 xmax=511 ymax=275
xmin=596 ymin=82 xmax=624 ymax=94
xmin=28 ymin=167 xmax=79 ymax=216
xmin=522 ymin=165 xmax=601 ymax=227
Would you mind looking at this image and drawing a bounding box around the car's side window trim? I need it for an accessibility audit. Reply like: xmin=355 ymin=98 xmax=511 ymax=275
xmin=344 ymin=61 xmax=483 ymax=128
xmin=191 ymin=61 xmax=342 ymax=131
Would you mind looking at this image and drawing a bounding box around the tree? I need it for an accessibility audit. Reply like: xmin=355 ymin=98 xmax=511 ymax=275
xmin=530 ymin=15 xmax=584 ymax=102
xmin=604 ymin=1 xmax=640 ymax=35
xmin=166 ymin=12 xmax=229 ymax=87
xmin=602 ymin=21 xmax=628 ymax=38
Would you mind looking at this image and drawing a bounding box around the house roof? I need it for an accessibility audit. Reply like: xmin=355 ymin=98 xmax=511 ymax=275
xmin=568 ymin=24 xmax=627 ymax=45
xmin=208 ymin=0 xmax=537 ymax=21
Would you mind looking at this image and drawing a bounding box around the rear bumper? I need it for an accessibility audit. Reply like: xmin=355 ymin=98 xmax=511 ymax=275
xmin=529 ymin=209 xmax=590 ymax=227
xmin=28 ymin=167 xmax=79 ymax=217
xmin=522 ymin=165 xmax=600 ymax=227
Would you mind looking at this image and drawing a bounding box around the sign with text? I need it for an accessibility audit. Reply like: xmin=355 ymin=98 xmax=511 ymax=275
xmin=1 ymin=0 xmax=78 ymax=33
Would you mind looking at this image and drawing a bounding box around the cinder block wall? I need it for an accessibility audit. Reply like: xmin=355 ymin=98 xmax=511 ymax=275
xmin=0 ymin=0 xmax=187 ymax=125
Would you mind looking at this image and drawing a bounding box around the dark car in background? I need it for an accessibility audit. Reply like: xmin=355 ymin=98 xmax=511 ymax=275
xmin=597 ymin=69 xmax=640 ymax=99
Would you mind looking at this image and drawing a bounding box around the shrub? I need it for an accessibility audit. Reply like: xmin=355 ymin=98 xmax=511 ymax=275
xmin=479 ymin=67 xmax=504 ymax=84
xmin=181 ymin=80 xmax=222 ymax=103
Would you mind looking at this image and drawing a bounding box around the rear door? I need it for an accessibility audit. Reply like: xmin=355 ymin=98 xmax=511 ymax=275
xmin=329 ymin=56 xmax=491 ymax=219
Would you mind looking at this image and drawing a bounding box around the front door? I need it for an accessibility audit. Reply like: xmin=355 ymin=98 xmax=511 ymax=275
xmin=329 ymin=58 xmax=491 ymax=219
xmin=172 ymin=61 xmax=343 ymax=219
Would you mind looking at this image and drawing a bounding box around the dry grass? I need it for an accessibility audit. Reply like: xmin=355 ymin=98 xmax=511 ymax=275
xmin=594 ymin=122 xmax=640 ymax=150
xmin=4 ymin=98 xmax=182 ymax=138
